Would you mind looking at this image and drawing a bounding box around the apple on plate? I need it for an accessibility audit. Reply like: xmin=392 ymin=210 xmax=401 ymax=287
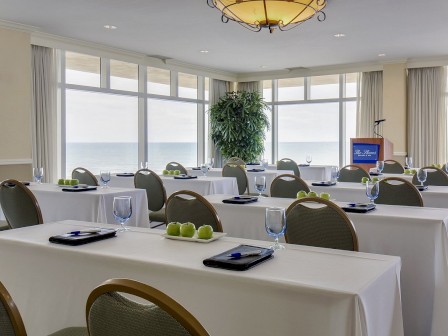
xmin=162 ymin=169 xmax=169 ymax=175
xmin=307 ymin=191 xmax=318 ymax=198
xmin=64 ymin=179 xmax=72 ymax=185
xmin=320 ymin=192 xmax=330 ymax=200
xmin=169 ymin=170 xmax=175 ymax=175
xmin=70 ymin=179 xmax=79 ymax=186
xmin=57 ymin=178 xmax=65 ymax=185
xmin=180 ymin=222 xmax=196 ymax=238
xmin=296 ymin=190 xmax=307 ymax=199
xmin=411 ymin=169 xmax=417 ymax=174
xmin=404 ymin=169 xmax=410 ymax=174
xmin=361 ymin=177 xmax=369 ymax=184
xmin=371 ymin=177 xmax=380 ymax=183
xmin=197 ymin=225 xmax=213 ymax=239
xmin=166 ymin=222 xmax=181 ymax=236
xmin=174 ymin=170 xmax=181 ymax=175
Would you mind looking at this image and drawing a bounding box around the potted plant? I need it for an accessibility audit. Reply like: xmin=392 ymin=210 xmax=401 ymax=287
xmin=209 ymin=91 xmax=270 ymax=163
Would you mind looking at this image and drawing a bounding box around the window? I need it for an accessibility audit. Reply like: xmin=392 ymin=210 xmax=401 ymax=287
xmin=309 ymin=75 xmax=339 ymax=100
xmin=110 ymin=60 xmax=138 ymax=92
xmin=278 ymin=78 xmax=304 ymax=101
xmin=178 ymin=72 xmax=198 ymax=99
xmin=147 ymin=67 xmax=170 ymax=96
xmin=65 ymin=52 xmax=100 ymax=87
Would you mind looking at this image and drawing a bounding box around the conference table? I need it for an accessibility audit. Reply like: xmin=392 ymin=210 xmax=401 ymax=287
xmin=20 ymin=183 xmax=149 ymax=227
xmin=307 ymin=180 xmax=448 ymax=208
xmin=204 ymin=194 xmax=448 ymax=336
xmin=104 ymin=174 xmax=239 ymax=197
xmin=187 ymin=167 xmax=293 ymax=195
xmin=0 ymin=220 xmax=403 ymax=336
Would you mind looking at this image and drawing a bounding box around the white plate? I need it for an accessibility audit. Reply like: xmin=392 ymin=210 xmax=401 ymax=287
xmin=57 ymin=184 xmax=89 ymax=188
xmin=162 ymin=232 xmax=227 ymax=243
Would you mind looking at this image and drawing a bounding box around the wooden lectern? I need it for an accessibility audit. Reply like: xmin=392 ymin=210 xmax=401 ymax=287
xmin=350 ymin=138 xmax=394 ymax=171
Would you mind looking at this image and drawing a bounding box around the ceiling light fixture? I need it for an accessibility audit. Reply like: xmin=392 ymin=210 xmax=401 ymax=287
xmin=378 ymin=53 xmax=386 ymax=57
xmin=103 ymin=25 xmax=117 ymax=30
xmin=334 ymin=33 xmax=345 ymax=38
xmin=200 ymin=50 xmax=209 ymax=53
xmin=207 ymin=0 xmax=327 ymax=33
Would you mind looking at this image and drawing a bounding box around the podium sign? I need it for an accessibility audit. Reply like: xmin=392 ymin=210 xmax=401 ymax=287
xmin=350 ymin=138 xmax=393 ymax=170
xmin=353 ymin=143 xmax=380 ymax=164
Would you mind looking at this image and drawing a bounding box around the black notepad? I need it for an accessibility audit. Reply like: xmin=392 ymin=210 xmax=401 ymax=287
xmin=247 ymin=169 xmax=265 ymax=172
xmin=203 ymin=244 xmax=274 ymax=271
xmin=369 ymin=172 xmax=383 ymax=176
xmin=222 ymin=196 xmax=258 ymax=204
xmin=49 ymin=228 xmax=117 ymax=246
xmin=116 ymin=173 xmax=134 ymax=177
xmin=416 ymin=185 xmax=428 ymax=191
xmin=173 ymin=175 xmax=197 ymax=179
xmin=311 ymin=181 xmax=336 ymax=186
xmin=341 ymin=203 xmax=376 ymax=213
xmin=62 ymin=186 xmax=97 ymax=192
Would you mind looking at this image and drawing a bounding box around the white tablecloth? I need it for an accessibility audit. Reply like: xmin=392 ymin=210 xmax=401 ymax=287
xmin=104 ymin=174 xmax=239 ymax=197
xmin=23 ymin=183 xmax=149 ymax=227
xmin=307 ymin=181 xmax=448 ymax=208
xmin=187 ymin=168 xmax=294 ymax=195
xmin=204 ymin=194 xmax=448 ymax=336
xmin=0 ymin=220 xmax=403 ymax=336
xmin=267 ymin=164 xmax=334 ymax=181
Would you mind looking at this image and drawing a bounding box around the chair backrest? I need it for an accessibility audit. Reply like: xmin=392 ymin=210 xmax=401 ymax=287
xmin=376 ymin=177 xmax=423 ymax=207
xmin=86 ymin=278 xmax=209 ymax=336
xmin=165 ymin=190 xmax=223 ymax=232
xmin=72 ymin=167 xmax=99 ymax=186
xmin=338 ymin=165 xmax=370 ymax=182
xmin=382 ymin=160 xmax=405 ymax=174
xmin=0 ymin=280 xmax=27 ymax=336
xmin=165 ymin=162 xmax=188 ymax=175
xmin=276 ymin=158 xmax=300 ymax=177
xmin=226 ymin=157 xmax=245 ymax=166
xmin=270 ymin=174 xmax=310 ymax=198
xmin=222 ymin=164 xmax=249 ymax=195
xmin=412 ymin=166 xmax=448 ymax=186
xmin=0 ymin=180 xmax=43 ymax=229
xmin=134 ymin=169 xmax=167 ymax=212
xmin=285 ymin=197 xmax=358 ymax=251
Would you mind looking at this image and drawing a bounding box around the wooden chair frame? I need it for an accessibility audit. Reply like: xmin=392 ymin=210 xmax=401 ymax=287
xmin=383 ymin=160 xmax=405 ymax=173
xmin=222 ymin=164 xmax=249 ymax=195
xmin=134 ymin=169 xmax=167 ymax=210
xmin=165 ymin=162 xmax=188 ymax=175
xmin=412 ymin=166 xmax=448 ymax=186
xmin=226 ymin=157 xmax=246 ymax=166
xmin=270 ymin=174 xmax=310 ymax=196
xmin=379 ymin=177 xmax=423 ymax=207
xmin=86 ymin=278 xmax=209 ymax=336
xmin=0 ymin=280 xmax=27 ymax=336
xmin=338 ymin=164 xmax=370 ymax=182
xmin=72 ymin=167 xmax=99 ymax=186
xmin=277 ymin=158 xmax=300 ymax=177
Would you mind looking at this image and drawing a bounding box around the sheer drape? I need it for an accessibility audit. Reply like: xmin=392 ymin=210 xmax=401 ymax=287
xmin=408 ymin=67 xmax=447 ymax=167
xmin=31 ymin=45 xmax=57 ymax=183
xmin=209 ymin=79 xmax=231 ymax=167
xmin=357 ymin=71 xmax=383 ymax=137
xmin=236 ymin=81 xmax=262 ymax=93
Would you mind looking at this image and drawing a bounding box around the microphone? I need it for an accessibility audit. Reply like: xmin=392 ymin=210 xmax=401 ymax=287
xmin=374 ymin=119 xmax=386 ymax=124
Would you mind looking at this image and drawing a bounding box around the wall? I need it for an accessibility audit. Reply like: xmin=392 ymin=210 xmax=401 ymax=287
xmin=0 ymin=27 xmax=33 ymax=180
xmin=382 ymin=62 xmax=407 ymax=164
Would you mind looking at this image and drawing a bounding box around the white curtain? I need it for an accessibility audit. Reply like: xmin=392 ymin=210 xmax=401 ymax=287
xmin=357 ymin=71 xmax=383 ymax=137
xmin=31 ymin=45 xmax=57 ymax=183
xmin=408 ymin=67 xmax=447 ymax=167
xmin=209 ymin=79 xmax=231 ymax=167
xmin=237 ymin=81 xmax=262 ymax=93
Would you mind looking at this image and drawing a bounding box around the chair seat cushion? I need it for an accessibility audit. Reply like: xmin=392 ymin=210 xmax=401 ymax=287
xmin=149 ymin=208 xmax=166 ymax=223
xmin=48 ymin=327 xmax=88 ymax=336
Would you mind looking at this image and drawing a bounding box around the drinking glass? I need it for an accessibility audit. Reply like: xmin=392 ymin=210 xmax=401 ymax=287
xmin=261 ymin=158 xmax=269 ymax=169
xmin=406 ymin=157 xmax=413 ymax=169
xmin=140 ymin=161 xmax=149 ymax=169
xmin=330 ymin=166 xmax=339 ymax=183
xmin=33 ymin=167 xmax=44 ymax=184
xmin=365 ymin=180 xmax=379 ymax=204
xmin=254 ymin=176 xmax=266 ymax=197
xmin=113 ymin=196 xmax=132 ymax=232
xmin=265 ymin=207 xmax=286 ymax=250
xmin=208 ymin=158 xmax=214 ymax=169
xmin=444 ymin=163 xmax=448 ymax=174
xmin=306 ymin=154 xmax=312 ymax=165
xmin=100 ymin=170 xmax=111 ymax=188
xmin=376 ymin=161 xmax=384 ymax=173
xmin=417 ymin=168 xmax=427 ymax=186
xmin=200 ymin=164 xmax=208 ymax=176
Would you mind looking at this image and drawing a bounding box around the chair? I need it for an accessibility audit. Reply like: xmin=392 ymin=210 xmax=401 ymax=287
xmin=0 ymin=280 xmax=87 ymax=336
xmin=0 ymin=180 xmax=43 ymax=229
xmin=270 ymin=174 xmax=310 ymax=198
xmin=375 ymin=177 xmax=423 ymax=207
xmin=86 ymin=278 xmax=209 ymax=336
xmin=338 ymin=165 xmax=370 ymax=183
xmin=412 ymin=166 xmax=448 ymax=186
xmin=285 ymin=197 xmax=359 ymax=251
xmin=165 ymin=162 xmax=188 ymax=175
xmin=277 ymin=158 xmax=300 ymax=177
xmin=165 ymin=190 xmax=223 ymax=232
xmin=226 ymin=157 xmax=245 ymax=166
xmin=222 ymin=164 xmax=249 ymax=195
xmin=134 ymin=169 xmax=167 ymax=226
xmin=382 ymin=160 xmax=405 ymax=174
xmin=72 ymin=167 xmax=99 ymax=186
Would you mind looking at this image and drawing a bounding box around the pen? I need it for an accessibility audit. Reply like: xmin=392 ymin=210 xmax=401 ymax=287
xmin=68 ymin=229 xmax=102 ymax=235
xmin=227 ymin=250 xmax=263 ymax=259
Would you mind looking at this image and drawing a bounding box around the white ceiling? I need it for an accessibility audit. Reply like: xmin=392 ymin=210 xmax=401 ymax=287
xmin=1 ymin=0 xmax=448 ymax=74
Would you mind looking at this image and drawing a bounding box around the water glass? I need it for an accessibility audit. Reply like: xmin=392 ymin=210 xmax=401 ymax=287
xmin=265 ymin=207 xmax=286 ymax=250
xmin=113 ymin=196 xmax=132 ymax=232
xmin=365 ymin=181 xmax=379 ymax=204
xmin=140 ymin=161 xmax=149 ymax=169
xmin=100 ymin=171 xmax=111 ymax=188
xmin=376 ymin=161 xmax=384 ymax=173
xmin=417 ymin=168 xmax=427 ymax=186
xmin=444 ymin=163 xmax=448 ymax=174
xmin=207 ymin=158 xmax=214 ymax=169
xmin=254 ymin=175 xmax=266 ymax=197
xmin=33 ymin=167 xmax=44 ymax=184
xmin=261 ymin=158 xmax=269 ymax=169
xmin=306 ymin=154 xmax=312 ymax=165
xmin=406 ymin=157 xmax=413 ymax=169
xmin=200 ymin=164 xmax=208 ymax=176
xmin=330 ymin=166 xmax=339 ymax=183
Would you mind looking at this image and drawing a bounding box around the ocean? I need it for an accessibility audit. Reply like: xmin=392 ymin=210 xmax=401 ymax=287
xmin=66 ymin=142 xmax=340 ymax=176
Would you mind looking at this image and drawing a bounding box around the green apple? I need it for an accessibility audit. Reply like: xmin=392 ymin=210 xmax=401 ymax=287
xmin=174 ymin=170 xmax=181 ymax=175
xmin=57 ymin=178 xmax=65 ymax=185
xmin=307 ymin=191 xmax=318 ymax=198
xmin=371 ymin=177 xmax=379 ymax=183
xmin=162 ymin=169 xmax=169 ymax=175
xmin=64 ymin=179 xmax=72 ymax=185
xmin=166 ymin=222 xmax=181 ymax=236
xmin=296 ymin=190 xmax=307 ymax=199
xmin=180 ymin=222 xmax=196 ymax=238
xmin=437 ymin=164 xmax=442 ymax=169
xmin=404 ymin=169 xmax=410 ymax=174
xmin=411 ymin=169 xmax=417 ymax=174
xmin=169 ymin=170 xmax=175 ymax=175
xmin=70 ymin=179 xmax=79 ymax=186
xmin=361 ymin=177 xmax=369 ymax=183
xmin=320 ymin=192 xmax=330 ymax=200
xmin=197 ymin=225 xmax=213 ymax=239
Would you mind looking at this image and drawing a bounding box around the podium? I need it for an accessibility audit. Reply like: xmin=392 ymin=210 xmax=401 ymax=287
xmin=350 ymin=138 xmax=394 ymax=171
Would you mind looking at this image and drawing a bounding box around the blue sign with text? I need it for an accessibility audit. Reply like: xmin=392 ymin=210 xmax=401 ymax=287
xmin=353 ymin=143 xmax=380 ymax=164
